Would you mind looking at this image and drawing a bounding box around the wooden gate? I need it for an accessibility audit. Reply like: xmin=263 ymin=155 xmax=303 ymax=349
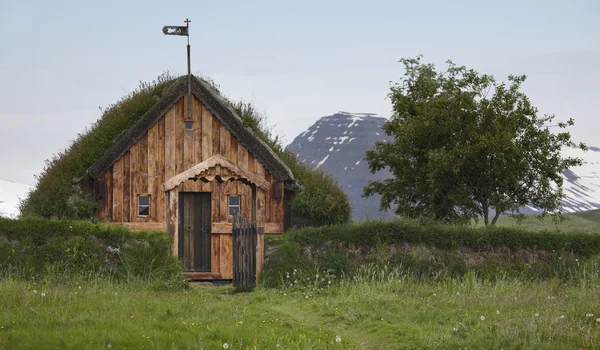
xmin=232 ymin=215 xmax=257 ymax=288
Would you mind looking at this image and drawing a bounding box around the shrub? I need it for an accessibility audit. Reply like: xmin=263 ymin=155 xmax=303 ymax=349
xmin=259 ymin=241 xmax=310 ymax=288
xmin=0 ymin=217 xmax=183 ymax=288
xmin=286 ymin=220 xmax=600 ymax=256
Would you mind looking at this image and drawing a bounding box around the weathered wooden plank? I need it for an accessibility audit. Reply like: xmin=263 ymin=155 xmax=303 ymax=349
xmin=122 ymin=152 xmax=131 ymax=222
xmin=211 ymin=233 xmax=220 ymax=274
xmin=257 ymin=187 xmax=266 ymax=227
xmin=183 ymin=193 xmax=194 ymax=271
xmin=168 ymin=189 xmax=179 ymax=257
xmin=248 ymin=153 xmax=256 ymax=173
xmin=148 ymin=124 xmax=158 ymax=221
xmin=157 ymin=117 xmax=166 ymax=223
xmin=193 ymin=97 xmax=203 ymax=192
xmin=112 ymin=157 xmax=123 ymax=222
xmin=105 ymin=168 xmax=113 ymax=221
xmin=183 ymin=123 xmax=194 ymax=192
xmin=211 ymin=180 xmax=220 ymax=223
xmin=164 ymin=107 xmax=176 ymax=182
xmin=220 ymin=124 xmax=230 ymax=159
xmin=256 ymin=229 xmax=264 ymax=280
xmin=220 ymin=182 xmax=228 ymax=222
xmin=238 ymin=143 xmax=248 ymax=171
xmin=97 ymin=169 xmax=112 ymax=221
xmin=199 ymin=192 xmax=212 ymax=271
xmin=175 ymin=99 xmax=185 ymax=176
xmin=212 ymin=117 xmax=221 ymax=156
xmin=201 ymin=106 xmax=212 ymax=192
xmin=264 ymin=222 xmax=284 ymax=234
xmin=183 ymin=272 xmax=222 ymax=280
xmin=212 ymin=222 xmax=232 ymax=233
xmin=276 ymin=180 xmax=284 ymax=224
xmin=264 ymin=174 xmax=272 ymax=223
xmin=220 ymin=233 xmax=233 ymax=279
xmin=243 ymin=184 xmax=252 ymax=221
xmin=131 ymin=134 xmax=149 ymax=221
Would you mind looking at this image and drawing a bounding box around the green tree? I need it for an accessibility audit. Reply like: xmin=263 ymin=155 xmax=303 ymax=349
xmin=364 ymin=56 xmax=586 ymax=226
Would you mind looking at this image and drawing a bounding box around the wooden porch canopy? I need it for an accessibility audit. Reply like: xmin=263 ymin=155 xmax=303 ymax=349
xmin=161 ymin=154 xmax=270 ymax=192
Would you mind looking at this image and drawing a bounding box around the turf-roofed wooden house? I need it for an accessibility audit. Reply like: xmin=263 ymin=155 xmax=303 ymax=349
xmin=86 ymin=76 xmax=295 ymax=281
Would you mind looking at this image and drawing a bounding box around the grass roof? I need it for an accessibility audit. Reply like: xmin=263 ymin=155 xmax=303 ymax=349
xmin=19 ymin=73 xmax=350 ymax=226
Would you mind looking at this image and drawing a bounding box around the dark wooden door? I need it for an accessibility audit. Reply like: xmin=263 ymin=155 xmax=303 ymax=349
xmin=178 ymin=192 xmax=211 ymax=272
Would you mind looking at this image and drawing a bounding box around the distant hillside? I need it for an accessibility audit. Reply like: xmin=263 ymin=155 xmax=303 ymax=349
xmin=0 ymin=179 xmax=32 ymax=218
xmin=287 ymin=112 xmax=395 ymax=220
xmin=288 ymin=112 xmax=600 ymax=220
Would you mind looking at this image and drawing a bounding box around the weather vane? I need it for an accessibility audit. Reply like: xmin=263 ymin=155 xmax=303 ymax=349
xmin=163 ymin=18 xmax=192 ymax=121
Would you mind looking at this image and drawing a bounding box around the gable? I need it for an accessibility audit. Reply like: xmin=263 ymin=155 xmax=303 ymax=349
xmin=87 ymin=76 xmax=294 ymax=183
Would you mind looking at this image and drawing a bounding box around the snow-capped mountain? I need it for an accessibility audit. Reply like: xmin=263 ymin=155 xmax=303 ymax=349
xmin=287 ymin=112 xmax=396 ymax=220
xmin=560 ymin=147 xmax=600 ymax=213
xmin=287 ymin=112 xmax=600 ymax=220
xmin=0 ymin=179 xmax=32 ymax=218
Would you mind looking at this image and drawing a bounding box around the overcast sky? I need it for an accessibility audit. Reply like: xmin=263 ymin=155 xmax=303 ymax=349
xmin=1 ymin=0 xmax=599 ymax=185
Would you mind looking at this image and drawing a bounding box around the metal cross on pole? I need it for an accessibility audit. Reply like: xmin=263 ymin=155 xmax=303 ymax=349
xmin=163 ymin=18 xmax=192 ymax=122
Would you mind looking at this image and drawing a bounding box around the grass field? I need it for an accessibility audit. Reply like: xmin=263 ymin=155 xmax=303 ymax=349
xmin=2 ymin=269 xmax=600 ymax=349
xmin=479 ymin=209 xmax=600 ymax=233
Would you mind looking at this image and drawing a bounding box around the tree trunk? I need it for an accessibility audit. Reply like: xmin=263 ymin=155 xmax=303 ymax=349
xmin=483 ymin=200 xmax=489 ymax=226
xmin=491 ymin=211 xmax=501 ymax=226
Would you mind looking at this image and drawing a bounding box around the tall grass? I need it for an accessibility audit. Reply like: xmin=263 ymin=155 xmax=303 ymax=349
xmin=0 ymin=217 xmax=183 ymax=289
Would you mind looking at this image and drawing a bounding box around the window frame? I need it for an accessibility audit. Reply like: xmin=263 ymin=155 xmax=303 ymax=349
xmin=228 ymin=195 xmax=241 ymax=217
xmin=137 ymin=194 xmax=151 ymax=217
xmin=185 ymin=121 xmax=193 ymax=130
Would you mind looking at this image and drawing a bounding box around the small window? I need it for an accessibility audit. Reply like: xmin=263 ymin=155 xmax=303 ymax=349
xmin=138 ymin=195 xmax=150 ymax=216
xmin=185 ymin=121 xmax=193 ymax=130
xmin=228 ymin=195 xmax=240 ymax=217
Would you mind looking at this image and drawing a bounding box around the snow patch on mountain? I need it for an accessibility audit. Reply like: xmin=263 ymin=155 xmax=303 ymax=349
xmin=0 ymin=179 xmax=32 ymax=218
xmin=560 ymin=147 xmax=600 ymax=213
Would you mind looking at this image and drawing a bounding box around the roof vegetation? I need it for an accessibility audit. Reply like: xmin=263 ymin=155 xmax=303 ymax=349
xmin=19 ymin=73 xmax=350 ymax=226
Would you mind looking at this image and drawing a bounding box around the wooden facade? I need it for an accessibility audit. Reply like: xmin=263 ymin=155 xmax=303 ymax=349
xmin=89 ymin=76 xmax=295 ymax=281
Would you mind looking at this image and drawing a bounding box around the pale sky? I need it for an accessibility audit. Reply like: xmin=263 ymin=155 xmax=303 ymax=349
xmin=1 ymin=0 xmax=599 ymax=185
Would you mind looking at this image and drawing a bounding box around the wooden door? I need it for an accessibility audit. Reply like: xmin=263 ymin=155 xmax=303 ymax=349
xmin=178 ymin=192 xmax=211 ymax=272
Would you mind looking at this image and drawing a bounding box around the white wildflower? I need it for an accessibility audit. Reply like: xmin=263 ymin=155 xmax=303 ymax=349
xmin=41 ymin=292 xmax=46 ymax=297
xmin=223 ymin=343 xmax=229 ymax=349
xmin=433 ymin=293 xmax=437 ymax=296
xmin=480 ymin=316 xmax=485 ymax=321
xmin=33 ymin=290 xmax=37 ymax=294
xmin=596 ymin=318 xmax=600 ymax=323
xmin=587 ymin=313 xmax=594 ymax=318
xmin=559 ymin=315 xmax=566 ymax=320
xmin=534 ymin=313 xmax=539 ymax=317
xmin=107 ymin=345 xmax=112 ymax=349
xmin=456 ymin=292 xmax=460 ymax=296
xmin=453 ymin=327 xmax=458 ymax=332
xmin=335 ymin=335 xmax=341 ymax=343
xmin=496 ymin=310 xmax=500 ymax=315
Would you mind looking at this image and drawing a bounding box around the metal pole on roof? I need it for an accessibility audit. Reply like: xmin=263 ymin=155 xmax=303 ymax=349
xmin=185 ymin=18 xmax=191 ymax=122
xmin=162 ymin=18 xmax=192 ymax=121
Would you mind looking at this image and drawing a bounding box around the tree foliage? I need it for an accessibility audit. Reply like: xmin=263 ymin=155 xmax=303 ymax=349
xmin=364 ymin=56 xmax=586 ymax=225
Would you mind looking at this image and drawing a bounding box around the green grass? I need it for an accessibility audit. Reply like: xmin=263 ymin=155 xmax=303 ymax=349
xmin=2 ymin=270 xmax=600 ymax=349
xmin=483 ymin=211 xmax=600 ymax=233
